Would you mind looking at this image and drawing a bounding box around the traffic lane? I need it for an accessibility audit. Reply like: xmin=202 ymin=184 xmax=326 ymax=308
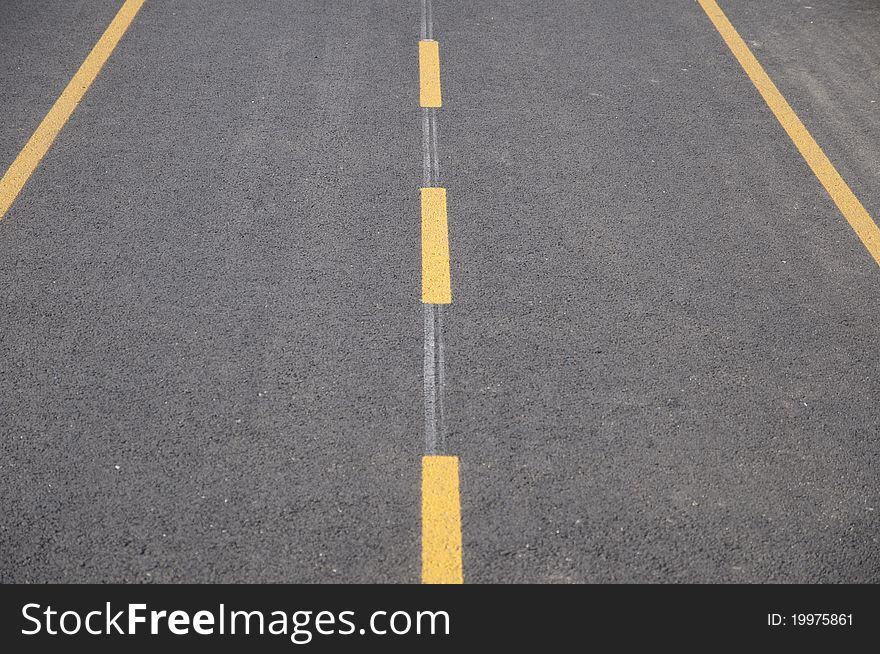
xmin=718 ymin=0 xmax=880 ymax=237
xmin=0 ymin=0 xmax=122 ymax=172
xmin=440 ymin=0 xmax=879 ymax=582
xmin=0 ymin=0 xmax=422 ymax=582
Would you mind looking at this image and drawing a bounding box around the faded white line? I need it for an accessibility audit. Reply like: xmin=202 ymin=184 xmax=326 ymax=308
xmin=430 ymin=109 xmax=441 ymax=184
xmin=421 ymin=0 xmax=434 ymax=40
xmin=422 ymin=109 xmax=432 ymax=187
xmin=423 ymin=304 xmax=439 ymax=453
xmin=436 ymin=304 xmax=448 ymax=451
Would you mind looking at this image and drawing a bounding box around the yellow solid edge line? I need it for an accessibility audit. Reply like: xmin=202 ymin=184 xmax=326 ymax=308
xmin=421 ymin=455 xmax=463 ymax=584
xmin=419 ymin=40 xmax=442 ymax=108
xmin=0 ymin=0 xmax=146 ymax=221
xmin=698 ymin=0 xmax=880 ymax=267
xmin=421 ymin=187 xmax=452 ymax=304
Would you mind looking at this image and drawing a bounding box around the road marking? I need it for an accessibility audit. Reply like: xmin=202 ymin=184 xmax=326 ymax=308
xmin=423 ymin=305 xmax=448 ymax=454
xmin=421 ymin=187 xmax=452 ymax=304
xmin=418 ymin=0 xmax=460 ymax=586
xmin=0 ymin=0 xmax=146 ymax=221
xmin=423 ymin=305 xmax=440 ymax=453
xmin=419 ymin=40 xmax=442 ymax=108
xmin=421 ymin=455 xmax=463 ymax=584
xmin=698 ymin=0 xmax=880 ymax=267
xmin=422 ymin=109 xmax=441 ymax=187
xmin=429 ymin=107 xmax=441 ymax=182
xmin=420 ymin=0 xmax=433 ymax=40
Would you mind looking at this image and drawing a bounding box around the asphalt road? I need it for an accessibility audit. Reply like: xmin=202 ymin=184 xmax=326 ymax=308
xmin=1 ymin=0 xmax=878 ymax=583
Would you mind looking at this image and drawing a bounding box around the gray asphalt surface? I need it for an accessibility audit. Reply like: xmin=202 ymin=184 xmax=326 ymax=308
xmin=1 ymin=0 xmax=878 ymax=583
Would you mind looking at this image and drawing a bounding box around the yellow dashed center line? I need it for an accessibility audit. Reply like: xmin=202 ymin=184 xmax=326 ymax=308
xmin=421 ymin=455 xmax=463 ymax=584
xmin=0 ymin=0 xmax=146 ymax=221
xmin=419 ymin=40 xmax=442 ymax=108
xmin=421 ymin=187 xmax=452 ymax=304
xmin=417 ymin=5 xmax=461 ymax=584
xmin=698 ymin=0 xmax=880 ymax=267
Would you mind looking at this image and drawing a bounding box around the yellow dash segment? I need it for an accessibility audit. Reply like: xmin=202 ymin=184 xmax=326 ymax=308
xmin=421 ymin=187 xmax=452 ymax=304
xmin=0 ymin=0 xmax=146 ymax=221
xmin=698 ymin=0 xmax=880 ymax=267
xmin=419 ymin=40 xmax=442 ymax=108
xmin=421 ymin=455 xmax=463 ymax=584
